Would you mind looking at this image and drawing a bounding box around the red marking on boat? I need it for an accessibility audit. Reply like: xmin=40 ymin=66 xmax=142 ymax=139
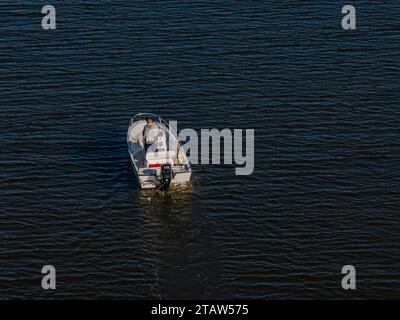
xmin=148 ymin=164 xmax=162 ymax=168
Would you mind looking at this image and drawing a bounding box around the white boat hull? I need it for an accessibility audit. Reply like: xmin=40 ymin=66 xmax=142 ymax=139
xmin=127 ymin=113 xmax=192 ymax=189
xmin=129 ymin=154 xmax=191 ymax=189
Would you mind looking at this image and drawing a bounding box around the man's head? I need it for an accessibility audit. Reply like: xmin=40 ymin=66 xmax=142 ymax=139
xmin=145 ymin=116 xmax=153 ymax=124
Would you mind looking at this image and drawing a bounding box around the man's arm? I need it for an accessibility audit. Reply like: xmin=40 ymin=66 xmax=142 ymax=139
xmin=142 ymin=125 xmax=148 ymax=143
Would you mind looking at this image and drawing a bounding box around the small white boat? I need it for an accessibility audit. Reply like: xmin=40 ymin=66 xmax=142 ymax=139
xmin=127 ymin=113 xmax=191 ymax=189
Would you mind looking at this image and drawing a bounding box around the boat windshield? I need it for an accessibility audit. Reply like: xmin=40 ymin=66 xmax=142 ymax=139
xmin=130 ymin=113 xmax=167 ymax=127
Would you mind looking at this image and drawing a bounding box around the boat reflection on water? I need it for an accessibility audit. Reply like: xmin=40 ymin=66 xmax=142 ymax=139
xmin=136 ymin=182 xmax=211 ymax=299
xmin=138 ymin=183 xmax=193 ymax=218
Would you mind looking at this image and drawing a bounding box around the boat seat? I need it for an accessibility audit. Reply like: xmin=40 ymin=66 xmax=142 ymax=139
xmin=145 ymin=150 xmax=176 ymax=167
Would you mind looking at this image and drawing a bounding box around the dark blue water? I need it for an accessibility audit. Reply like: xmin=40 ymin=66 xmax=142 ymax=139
xmin=1 ymin=1 xmax=399 ymax=299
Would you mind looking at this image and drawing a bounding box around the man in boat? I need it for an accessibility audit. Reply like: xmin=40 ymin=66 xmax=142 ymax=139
xmin=143 ymin=116 xmax=160 ymax=153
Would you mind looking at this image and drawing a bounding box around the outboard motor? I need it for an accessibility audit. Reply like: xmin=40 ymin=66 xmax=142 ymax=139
xmin=159 ymin=164 xmax=172 ymax=190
